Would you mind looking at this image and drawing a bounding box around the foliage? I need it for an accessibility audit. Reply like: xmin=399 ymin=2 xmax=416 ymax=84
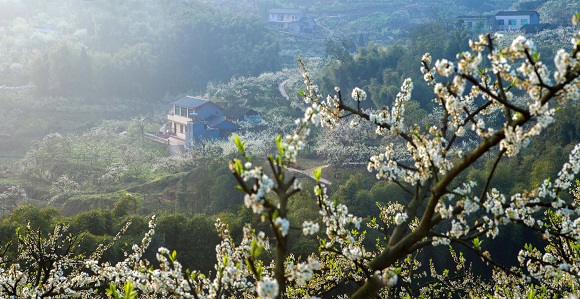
xmin=11 ymin=121 xmax=170 ymax=198
xmin=218 ymin=21 xmax=580 ymax=298
xmin=538 ymin=0 xmax=580 ymax=26
xmin=319 ymin=24 xmax=472 ymax=110
xmin=0 ymin=4 xmax=579 ymax=299
xmin=1 ymin=0 xmax=281 ymax=100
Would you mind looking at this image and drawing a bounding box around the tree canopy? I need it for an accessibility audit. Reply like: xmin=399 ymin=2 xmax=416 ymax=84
xmin=0 ymin=14 xmax=579 ymax=298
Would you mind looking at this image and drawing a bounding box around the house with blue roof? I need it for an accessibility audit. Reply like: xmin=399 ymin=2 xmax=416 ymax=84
xmin=167 ymin=96 xmax=238 ymax=147
xmin=268 ymin=8 xmax=315 ymax=33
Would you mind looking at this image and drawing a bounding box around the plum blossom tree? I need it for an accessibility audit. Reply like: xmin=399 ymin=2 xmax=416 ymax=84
xmin=1 ymin=15 xmax=580 ymax=299
xmin=225 ymin=15 xmax=580 ymax=298
xmin=0 ymin=185 xmax=26 ymax=216
xmin=49 ymin=175 xmax=80 ymax=205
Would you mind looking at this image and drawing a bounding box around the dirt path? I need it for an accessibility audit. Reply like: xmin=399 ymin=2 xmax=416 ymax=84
xmin=167 ymin=137 xmax=185 ymax=156
xmin=278 ymin=79 xmax=290 ymax=100
xmin=287 ymin=164 xmax=332 ymax=185
xmin=0 ymin=82 xmax=34 ymax=90
xmin=314 ymin=16 xmax=338 ymax=38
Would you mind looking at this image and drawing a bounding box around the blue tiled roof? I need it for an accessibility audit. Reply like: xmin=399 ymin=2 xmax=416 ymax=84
xmin=496 ymin=11 xmax=538 ymax=16
xmin=269 ymin=8 xmax=303 ymax=14
xmin=204 ymin=115 xmax=222 ymax=126
xmin=212 ymin=119 xmax=238 ymax=130
xmin=172 ymin=96 xmax=209 ymax=109
xmin=200 ymin=115 xmax=236 ymax=129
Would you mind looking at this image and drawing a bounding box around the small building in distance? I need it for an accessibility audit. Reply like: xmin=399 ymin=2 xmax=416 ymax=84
xmin=268 ymin=8 xmax=315 ymax=33
xmin=456 ymin=15 xmax=497 ymax=34
xmin=495 ymin=11 xmax=540 ymax=30
xmin=456 ymin=11 xmax=543 ymax=33
xmin=167 ymin=96 xmax=237 ymax=146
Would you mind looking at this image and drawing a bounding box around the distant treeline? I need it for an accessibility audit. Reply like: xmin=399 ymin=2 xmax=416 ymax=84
xmin=1 ymin=0 xmax=281 ymax=100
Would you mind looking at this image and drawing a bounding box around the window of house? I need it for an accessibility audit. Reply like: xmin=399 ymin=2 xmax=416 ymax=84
xmin=497 ymin=20 xmax=505 ymax=25
xmin=467 ymin=21 xmax=473 ymax=28
xmin=181 ymin=107 xmax=187 ymax=117
xmin=521 ymin=19 xmax=528 ymax=25
xmin=180 ymin=125 xmax=184 ymax=133
xmin=291 ymin=15 xmax=296 ymax=20
xmin=508 ymin=19 xmax=517 ymax=26
xmin=278 ymin=15 xmax=283 ymax=21
xmin=174 ymin=106 xmax=179 ymax=115
xmin=188 ymin=109 xmax=194 ymax=117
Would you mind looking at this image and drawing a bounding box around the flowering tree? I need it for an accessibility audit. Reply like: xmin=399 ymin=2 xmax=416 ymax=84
xmin=0 ymin=185 xmax=26 ymax=216
xmin=1 ymin=16 xmax=580 ymax=299
xmin=225 ymin=16 xmax=580 ymax=298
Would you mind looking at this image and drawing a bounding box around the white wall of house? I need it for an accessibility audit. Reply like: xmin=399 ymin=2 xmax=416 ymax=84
xmin=495 ymin=12 xmax=539 ymax=30
xmin=496 ymin=15 xmax=531 ymax=30
xmin=269 ymin=13 xmax=300 ymax=22
xmin=168 ymin=108 xmax=191 ymax=140
xmin=169 ymin=121 xmax=187 ymax=140
xmin=268 ymin=9 xmax=304 ymax=23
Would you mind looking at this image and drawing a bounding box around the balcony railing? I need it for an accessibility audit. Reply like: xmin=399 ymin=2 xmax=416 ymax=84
xmin=167 ymin=114 xmax=191 ymax=125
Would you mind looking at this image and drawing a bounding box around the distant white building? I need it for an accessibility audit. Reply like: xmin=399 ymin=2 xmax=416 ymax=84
xmin=456 ymin=15 xmax=497 ymax=34
xmin=268 ymin=8 xmax=314 ymax=33
xmin=495 ymin=11 xmax=540 ymax=30
xmin=456 ymin=10 xmax=541 ymax=32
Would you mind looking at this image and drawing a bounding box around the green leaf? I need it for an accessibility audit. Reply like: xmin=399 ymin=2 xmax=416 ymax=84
xmin=189 ymin=270 xmax=198 ymax=281
xmin=245 ymin=259 xmax=253 ymax=272
xmin=251 ymin=239 xmax=258 ymax=256
xmin=234 ymin=135 xmax=245 ymax=154
xmin=170 ymin=250 xmax=177 ymax=262
xmin=312 ymin=167 xmax=322 ymax=183
xmin=106 ymin=283 xmax=119 ymax=299
xmin=124 ymin=281 xmax=137 ymax=299
xmin=275 ymin=135 xmax=284 ymax=155
xmin=472 ymin=237 xmax=483 ymax=249
xmin=235 ymin=160 xmax=243 ymax=175
xmin=526 ymin=286 xmax=537 ymax=299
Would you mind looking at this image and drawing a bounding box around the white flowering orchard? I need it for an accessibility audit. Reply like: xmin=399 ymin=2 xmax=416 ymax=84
xmin=226 ymin=16 xmax=580 ymax=299
xmin=1 ymin=16 xmax=580 ymax=299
